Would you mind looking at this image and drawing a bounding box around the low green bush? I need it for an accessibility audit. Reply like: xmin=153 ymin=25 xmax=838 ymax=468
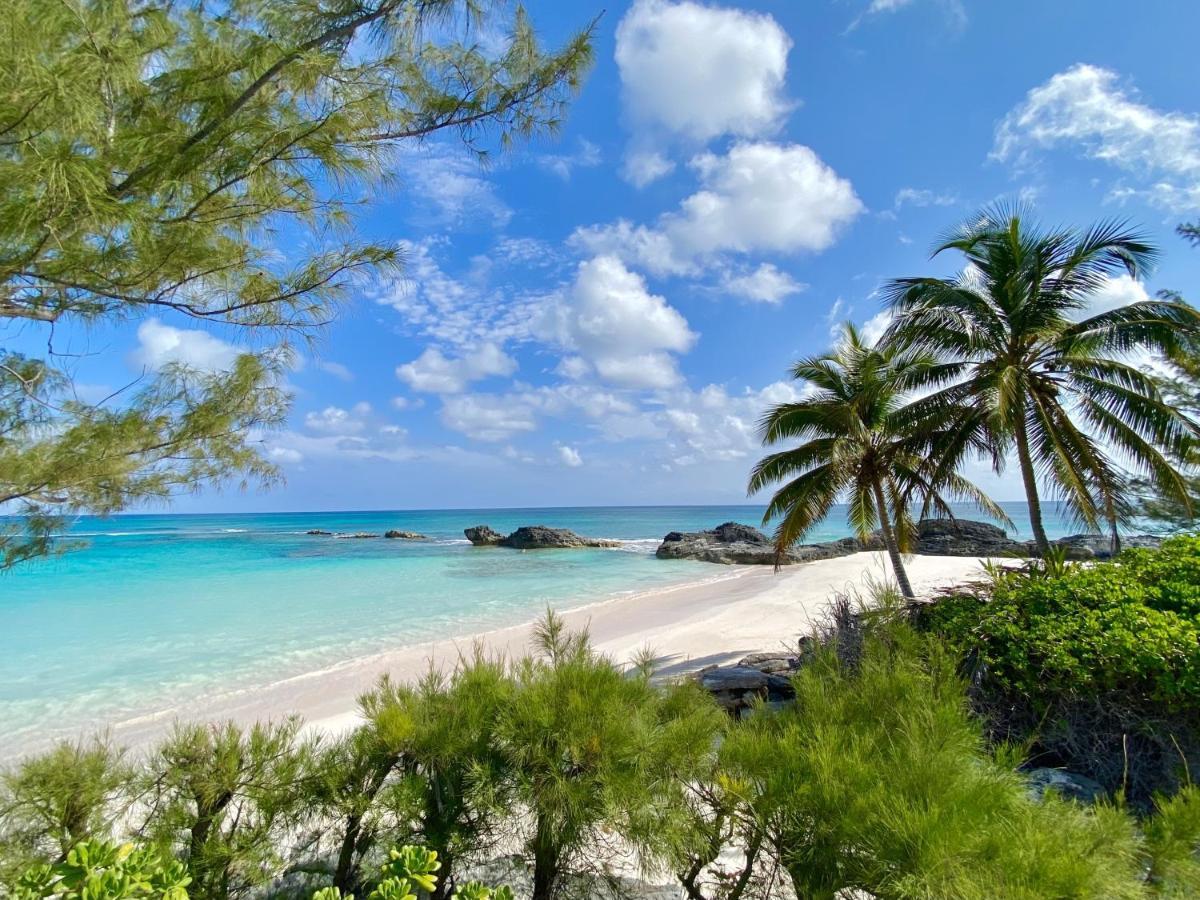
xmin=926 ymin=536 xmax=1200 ymax=708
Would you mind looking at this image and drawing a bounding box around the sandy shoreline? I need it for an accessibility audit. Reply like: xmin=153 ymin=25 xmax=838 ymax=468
xmin=15 ymin=552 xmax=996 ymax=758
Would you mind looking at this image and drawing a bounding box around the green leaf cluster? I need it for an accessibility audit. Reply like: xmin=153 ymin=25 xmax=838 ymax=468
xmin=927 ymin=537 xmax=1200 ymax=707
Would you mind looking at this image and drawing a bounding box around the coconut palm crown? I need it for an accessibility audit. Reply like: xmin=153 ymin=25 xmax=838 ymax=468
xmin=883 ymin=206 xmax=1200 ymax=555
xmin=748 ymin=324 xmax=1009 ymax=599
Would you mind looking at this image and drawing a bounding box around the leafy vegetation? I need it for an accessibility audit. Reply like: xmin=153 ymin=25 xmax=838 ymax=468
xmin=0 ymin=0 xmax=595 ymax=567
xmin=881 ymin=205 xmax=1200 ymax=556
xmin=749 ymin=323 xmax=1008 ymax=598
xmin=5 ymin=610 xmax=1200 ymax=899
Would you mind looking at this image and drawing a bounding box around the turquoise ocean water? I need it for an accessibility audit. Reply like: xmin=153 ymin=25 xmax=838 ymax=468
xmin=0 ymin=503 xmax=1077 ymax=756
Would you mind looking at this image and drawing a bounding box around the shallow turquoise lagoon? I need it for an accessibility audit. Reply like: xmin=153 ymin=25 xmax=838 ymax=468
xmin=0 ymin=503 xmax=1074 ymax=755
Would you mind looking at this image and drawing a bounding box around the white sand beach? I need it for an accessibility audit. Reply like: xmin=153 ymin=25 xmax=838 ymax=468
xmin=98 ymin=551 xmax=996 ymax=753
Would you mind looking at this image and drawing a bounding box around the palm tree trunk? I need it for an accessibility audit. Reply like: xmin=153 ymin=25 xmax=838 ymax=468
xmin=1013 ymin=413 xmax=1051 ymax=557
xmin=871 ymin=476 xmax=915 ymax=600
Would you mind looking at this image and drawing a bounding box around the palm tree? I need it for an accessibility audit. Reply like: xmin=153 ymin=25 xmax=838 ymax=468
xmin=748 ymin=325 xmax=1008 ymax=599
xmin=883 ymin=205 xmax=1200 ymax=556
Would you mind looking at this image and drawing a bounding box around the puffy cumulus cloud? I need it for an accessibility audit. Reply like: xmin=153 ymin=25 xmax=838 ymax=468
xmin=860 ymin=310 xmax=893 ymax=347
xmin=720 ymin=263 xmax=806 ymax=304
xmin=556 ymin=444 xmax=584 ymax=467
xmin=1075 ymin=274 xmax=1151 ymax=319
xmin=537 ymin=256 xmax=697 ymax=389
xmin=993 ymin=64 xmax=1200 ymax=212
xmin=615 ymin=0 xmax=791 ymax=144
xmin=439 ymin=393 xmax=540 ymax=443
xmin=438 ymin=383 xmax=638 ymax=443
xmin=303 ymin=401 xmax=373 ymax=436
xmin=574 ymin=143 xmax=863 ymax=276
xmin=651 ymin=380 xmax=808 ymax=465
xmin=396 ymin=343 xmax=517 ymax=394
xmin=130 ymin=318 xmax=241 ymax=372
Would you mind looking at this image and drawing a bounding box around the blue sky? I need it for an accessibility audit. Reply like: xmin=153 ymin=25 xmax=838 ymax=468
xmin=14 ymin=0 xmax=1200 ymax=512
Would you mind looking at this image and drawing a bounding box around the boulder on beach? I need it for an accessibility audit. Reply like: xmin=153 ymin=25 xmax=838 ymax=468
xmin=464 ymin=524 xmax=619 ymax=549
xmin=656 ymin=521 xmax=858 ymax=565
xmin=384 ymin=530 xmax=427 ymax=540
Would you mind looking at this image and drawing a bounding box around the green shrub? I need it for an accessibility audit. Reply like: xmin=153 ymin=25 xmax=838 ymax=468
xmin=721 ymin=628 xmax=1156 ymax=899
xmin=927 ymin=536 xmax=1200 ymax=708
xmin=12 ymin=839 xmax=190 ymax=900
xmin=0 ymin=738 xmax=131 ymax=883
xmin=496 ymin=612 xmax=725 ymax=900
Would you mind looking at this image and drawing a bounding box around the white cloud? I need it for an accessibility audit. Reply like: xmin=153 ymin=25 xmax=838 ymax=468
xmin=396 ymin=343 xmax=517 ymax=394
xmin=721 ymin=263 xmax=806 ymax=304
xmin=537 ymin=256 xmax=696 ymax=389
xmin=860 ymin=310 xmax=893 ymax=346
xmin=378 ymin=239 xmax=550 ymax=349
xmin=440 ymin=393 xmax=540 ymax=442
xmin=267 ymin=446 xmax=304 ymax=465
xmin=574 ymin=142 xmax=863 ymax=276
xmin=652 ymin=380 xmax=807 ymax=465
xmin=615 ymin=0 xmax=792 ymax=143
xmin=1074 ymin=273 xmax=1151 ymax=319
xmin=620 ymin=149 xmax=677 ymax=188
xmin=400 ymin=145 xmax=512 ymax=226
xmin=892 ymin=187 xmax=958 ymax=211
xmin=304 ymin=402 xmax=373 ymax=435
xmin=849 ymin=0 xmax=966 ymax=31
xmin=131 ymin=319 xmax=241 ymax=372
xmin=537 ymin=139 xmax=602 ymax=180
xmin=391 ymin=395 xmax=425 ymax=411
xmin=317 ymin=361 xmax=354 ymax=381
xmin=556 ymin=444 xmax=584 ymax=467
xmin=993 ymin=64 xmax=1200 ymax=211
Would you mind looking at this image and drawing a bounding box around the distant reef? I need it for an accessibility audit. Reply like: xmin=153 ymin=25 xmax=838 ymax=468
xmin=464 ymin=524 xmax=619 ymax=550
xmin=655 ymin=519 xmax=1163 ymax=566
xmin=305 ymin=529 xmax=427 ymax=540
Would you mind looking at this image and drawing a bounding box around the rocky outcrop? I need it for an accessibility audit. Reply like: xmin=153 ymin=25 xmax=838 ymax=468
xmin=305 ymin=529 xmax=333 ymax=536
xmin=384 ymin=530 xmax=426 ymax=540
xmin=1025 ymin=767 xmax=1107 ymax=804
xmin=657 ymin=517 xmax=1162 ymax=565
xmin=464 ymin=525 xmax=505 ymax=546
xmin=696 ymin=664 xmax=796 ymax=717
xmin=334 ymin=532 xmax=377 ymax=539
xmin=656 ymin=521 xmax=862 ymax=565
xmin=464 ymin=524 xmax=619 ymax=549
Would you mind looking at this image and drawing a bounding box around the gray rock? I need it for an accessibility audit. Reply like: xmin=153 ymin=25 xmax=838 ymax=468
xmin=500 ymin=525 xmax=619 ymax=550
xmin=697 ymin=665 xmax=796 ymax=716
xmin=910 ymin=518 xmax=1026 ymax=557
xmin=657 ymin=523 xmax=863 ymax=565
xmin=384 ymin=530 xmax=427 ymax=540
xmin=464 ymin=524 xmax=618 ymax=549
xmin=464 ymin=525 xmax=505 ymax=546
xmin=737 ymin=652 xmax=799 ymax=674
xmin=334 ymin=532 xmax=378 ymax=539
xmin=305 ymin=529 xmax=333 ymax=536
xmin=699 ymin=666 xmax=770 ymax=692
xmin=1054 ymin=533 xmax=1161 ymax=560
xmin=1025 ymin=767 xmax=1107 ymax=804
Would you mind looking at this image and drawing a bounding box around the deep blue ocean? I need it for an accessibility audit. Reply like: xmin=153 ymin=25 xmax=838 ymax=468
xmin=0 ymin=502 xmax=1077 ymax=756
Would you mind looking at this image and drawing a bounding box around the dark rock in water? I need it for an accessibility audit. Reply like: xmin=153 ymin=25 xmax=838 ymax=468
xmin=465 ymin=525 xmax=505 ymax=546
xmin=500 ymin=525 xmax=619 ymax=550
xmin=464 ymin=524 xmax=618 ymax=549
xmin=1025 ymin=767 xmax=1107 ymax=804
xmin=334 ymin=532 xmax=377 ymax=539
xmin=712 ymin=521 xmax=770 ymax=545
xmin=384 ymin=530 xmax=426 ymax=540
xmin=305 ymin=529 xmax=334 ymax=536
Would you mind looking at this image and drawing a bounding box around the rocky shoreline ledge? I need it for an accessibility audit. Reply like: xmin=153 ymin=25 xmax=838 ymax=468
xmin=656 ymin=518 xmax=1162 ymax=566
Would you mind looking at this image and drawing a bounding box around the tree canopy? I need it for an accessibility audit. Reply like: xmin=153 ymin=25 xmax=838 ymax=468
xmin=0 ymin=0 xmax=595 ymax=566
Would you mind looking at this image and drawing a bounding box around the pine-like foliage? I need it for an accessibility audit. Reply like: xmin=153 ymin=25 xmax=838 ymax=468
xmin=0 ymin=0 xmax=596 ymax=565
